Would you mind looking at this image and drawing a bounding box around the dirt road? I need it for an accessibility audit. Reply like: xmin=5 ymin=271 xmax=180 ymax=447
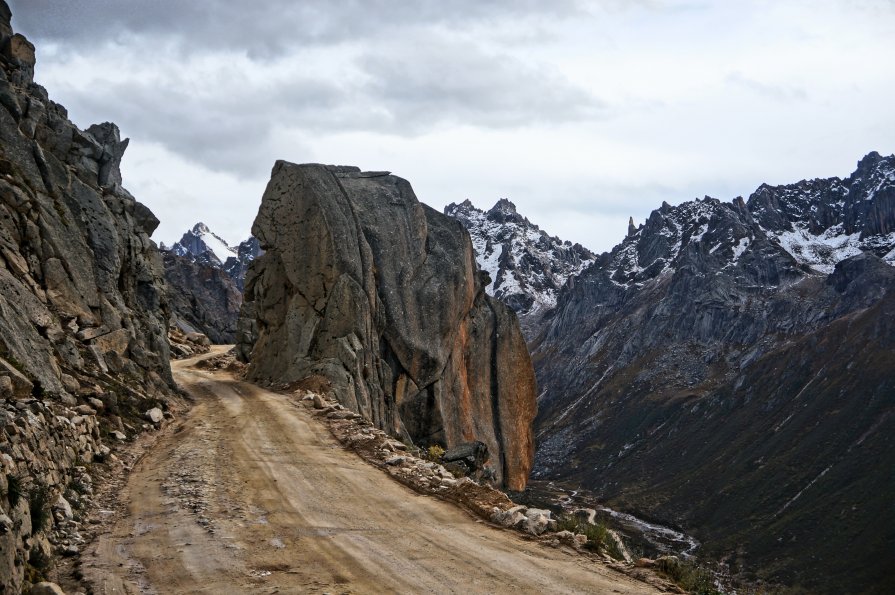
xmin=83 ymin=348 xmax=658 ymax=594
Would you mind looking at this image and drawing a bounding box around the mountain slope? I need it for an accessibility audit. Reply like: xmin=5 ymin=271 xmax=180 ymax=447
xmin=0 ymin=4 xmax=175 ymax=590
xmin=162 ymin=224 xmax=260 ymax=342
xmin=445 ymin=199 xmax=594 ymax=336
xmin=163 ymin=251 xmax=242 ymax=344
xmin=532 ymin=153 xmax=895 ymax=594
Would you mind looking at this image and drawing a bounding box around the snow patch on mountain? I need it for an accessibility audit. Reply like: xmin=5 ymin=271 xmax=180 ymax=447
xmin=771 ymin=224 xmax=864 ymax=274
xmin=445 ymin=199 xmax=595 ymax=320
xmin=169 ymin=222 xmax=237 ymax=266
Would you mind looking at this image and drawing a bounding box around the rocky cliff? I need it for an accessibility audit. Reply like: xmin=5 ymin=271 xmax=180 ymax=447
xmin=532 ymin=153 xmax=895 ymax=594
xmin=445 ymin=199 xmax=594 ymax=338
xmin=0 ymin=3 xmax=174 ymax=590
xmin=238 ymin=162 xmax=537 ymax=490
xmin=163 ymin=251 xmax=242 ymax=344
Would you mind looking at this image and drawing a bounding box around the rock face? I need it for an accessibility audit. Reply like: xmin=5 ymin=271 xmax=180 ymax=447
xmin=238 ymin=162 xmax=537 ymax=490
xmin=445 ymin=199 xmax=594 ymax=338
xmin=223 ymin=236 xmax=262 ymax=291
xmin=0 ymin=4 xmax=174 ymax=590
xmin=532 ymin=153 xmax=895 ymax=594
xmin=163 ymin=251 xmax=242 ymax=344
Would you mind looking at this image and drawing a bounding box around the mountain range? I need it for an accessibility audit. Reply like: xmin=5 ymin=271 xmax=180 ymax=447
xmin=161 ymin=223 xmax=261 ymax=342
xmin=450 ymin=152 xmax=895 ymax=594
xmin=444 ymin=199 xmax=595 ymax=338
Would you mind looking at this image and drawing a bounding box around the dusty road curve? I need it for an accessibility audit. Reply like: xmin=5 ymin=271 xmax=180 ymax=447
xmin=84 ymin=348 xmax=658 ymax=594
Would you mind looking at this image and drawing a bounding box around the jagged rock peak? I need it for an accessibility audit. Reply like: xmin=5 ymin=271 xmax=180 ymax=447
xmin=239 ymin=162 xmax=537 ymax=490
xmin=168 ymin=221 xmax=237 ymax=266
xmin=445 ymin=199 xmax=595 ymax=331
xmin=531 ymin=151 xmax=895 ymax=595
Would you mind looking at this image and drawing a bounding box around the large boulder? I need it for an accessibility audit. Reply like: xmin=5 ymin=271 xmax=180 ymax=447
xmin=239 ymin=162 xmax=537 ymax=490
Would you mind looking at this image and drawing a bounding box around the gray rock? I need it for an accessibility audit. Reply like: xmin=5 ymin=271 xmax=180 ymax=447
xmin=524 ymin=508 xmax=552 ymax=536
xmin=163 ymin=247 xmax=242 ymax=344
xmin=53 ymin=494 xmax=73 ymax=520
xmin=238 ymin=162 xmax=537 ymax=490
xmin=30 ymin=583 xmax=66 ymax=595
xmin=145 ymin=408 xmax=163 ymax=424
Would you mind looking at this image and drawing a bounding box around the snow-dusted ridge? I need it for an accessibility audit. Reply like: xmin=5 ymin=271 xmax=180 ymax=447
xmin=603 ymin=152 xmax=895 ymax=289
xmin=445 ymin=199 xmax=595 ymax=321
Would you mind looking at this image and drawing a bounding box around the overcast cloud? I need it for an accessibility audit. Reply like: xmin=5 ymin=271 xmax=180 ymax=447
xmin=8 ymin=0 xmax=895 ymax=252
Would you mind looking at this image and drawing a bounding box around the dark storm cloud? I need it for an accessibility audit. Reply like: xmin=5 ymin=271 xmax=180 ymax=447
xmin=9 ymin=0 xmax=585 ymax=57
xmin=59 ymin=73 xmax=345 ymax=176
xmin=9 ymin=0 xmax=605 ymax=175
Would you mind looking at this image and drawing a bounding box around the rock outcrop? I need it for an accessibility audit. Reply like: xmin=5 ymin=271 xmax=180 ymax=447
xmin=0 ymin=3 xmax=174 ymax=590
xmin=445 ymin=199 xmax=594 ymax=338
xmin=238 ymin=162 xmax=537 ymax=490
xmin=163 ymin=251 xmax=242 ymax=344
xmin=532 ymin=153 xmax=895 ymax=594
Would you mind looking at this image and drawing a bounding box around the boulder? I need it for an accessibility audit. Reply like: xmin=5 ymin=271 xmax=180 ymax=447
xmin=524 ymin=508 xmax=553 ymax=536
xmin=53 ymin=494 xmax=73 ymax=520
xmin=145 ymin=407 xmax=163 ymax=424
xmin=30 ymin=582 xmax=65 ymax=595
xmin=238 ymin=162 xmax=537 ymax=490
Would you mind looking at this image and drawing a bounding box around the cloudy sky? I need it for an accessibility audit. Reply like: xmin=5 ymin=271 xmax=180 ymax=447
xmin=8 ymin=0 xmax=895 ymax=252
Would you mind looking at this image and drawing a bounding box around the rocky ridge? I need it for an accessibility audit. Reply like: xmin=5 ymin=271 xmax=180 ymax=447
xmin=532 ymin=152 xmax=895 ymax=594
xmin=162 ymin=223 xmax=261 ymax=344
xmin=238 ymin=162 xmax=537 ymax=490
xmin=445 ymin=199 xmax=594 ymax=336
xmin=165 ymin=222 xmax=261 ymax=290
xmin=0 ymin=3 xmax=175 ymax=591
xmin=163 ymin=251 xmax=242 ymax=344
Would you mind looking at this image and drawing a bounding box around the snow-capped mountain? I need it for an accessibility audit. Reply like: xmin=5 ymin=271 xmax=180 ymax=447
xmin=750 ymin=150 xmax=895 ymax=273
xmin=532 ymin=152 xmax=895 ymax=594
xmin=167 ymin=222 xmax=238 ymax=267
xmin=444 ymin=199 xmax=595 ymax=327
xmin=164 ymin=223 xmax=261 ymax=289
xmin=604 ymin=151 xmax=895 ymax=290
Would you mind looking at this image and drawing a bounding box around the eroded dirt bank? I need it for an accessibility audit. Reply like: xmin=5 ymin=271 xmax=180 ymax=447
xmin=80 ymin=349 xmax=657 ymax=594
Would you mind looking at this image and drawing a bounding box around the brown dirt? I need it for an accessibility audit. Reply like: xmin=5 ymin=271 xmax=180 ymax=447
xmin=80 ymin=348 xmax=662 ymax=594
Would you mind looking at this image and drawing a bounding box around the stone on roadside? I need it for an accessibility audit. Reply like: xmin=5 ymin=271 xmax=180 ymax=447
xmin=524 ymin=508 xmax=552 ymax=536
xmin=145 ymin=407 xmax=164 ymax=424
xmin=30 ymin=583 xmax=66 ymax=595
xmin=53 ymin=494 xmax=73 ymax=520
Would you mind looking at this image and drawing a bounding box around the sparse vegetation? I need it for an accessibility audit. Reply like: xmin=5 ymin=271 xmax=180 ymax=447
xmin=426 ymin=444 xmax=445 ymax=462
xmin=554 ymin=514 xmax=623 ymax=558
xmin=655 ymin=556 xmax=723 ymax=595
xmin=28 ymin=484 xmax=52 ymax=533
xmin=5 ymin=474 xmax=22 ymax=508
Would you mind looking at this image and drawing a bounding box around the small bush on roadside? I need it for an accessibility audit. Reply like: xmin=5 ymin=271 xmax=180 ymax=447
xmin=426 ymin=445 xmax=446 ymax=461
xmin=553 ymin=514 xmax=619 ymax=556
xmin=656 ymin=556 xmax=723 ymax=595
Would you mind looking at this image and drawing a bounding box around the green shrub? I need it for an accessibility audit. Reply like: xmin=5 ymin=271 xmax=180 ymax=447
xmin=656 ymin=556 xmax=723 ymax=595
xmin=426 ymin=445 xmax=445 ymax=461
xmin=553 ymin=514 xmax=620 ymax=557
